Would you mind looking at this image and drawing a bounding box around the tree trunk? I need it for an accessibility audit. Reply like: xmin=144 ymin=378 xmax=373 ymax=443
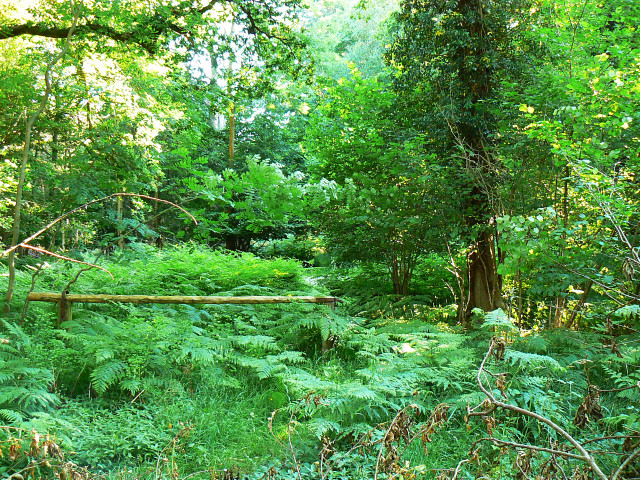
xmin=224 ymin=100 xmax=238 ymax=251
xmin=467 ymin=229 xmax=504 ymax=315
xmin=553 ymin=295 xmax=566 ymax=328
xmin=552 ymin=165 xmax=571 ymax=325
xmin=517 ymin=268 xmax=523 ymax=329
xmin=4 ymin=116 xmax=32 ymax=313
xmin=389 ymin=248 xmax=414 ymax=295
xmin=456 ymin=0 xmax=504 ymax=325
xmin=566 ymin=281 xmax=592 ymax=329
xmin=3 ymin=10 xmax=77 ymax=312
xmin=223 ymin=11 xmax=240 ymax=252
xmin=117 ymin=194 xmax=125 ymax=249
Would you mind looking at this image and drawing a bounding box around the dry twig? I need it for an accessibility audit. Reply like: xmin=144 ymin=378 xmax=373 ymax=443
xmin=474 ymin=338 xmax=608 ymax=480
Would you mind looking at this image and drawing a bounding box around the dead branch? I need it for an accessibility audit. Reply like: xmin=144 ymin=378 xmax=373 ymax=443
xmin=1 ymin=193 xmax=197 ymax=258
xmin=374 ymin=403 xmax=419 ymax=480
xmin=60 ymin=200 xmax=197 ymax=294
xmin=19 ymin=262 xmax=44 ymax=325
xmin=598 ymin=382 xmax=640 ymax=394
xmin=451 ymin=458 xmax=472 ymax=480
xmin=268 ymin=395 xmax=308 ymax=480
xmin=477 ymin=437 xmax=586 ymax=461
xmin=400 ymin=403 xmax=450 ymax=457
xmin=20 ymin=245 xmax=112 ymax=278
xmin=154 ymin=423 xmax=193 ymax=480
xmin=475 ymin=338 xmax=608 ymax=480
xmin=611 ymin=446 xmax=640 ymax=480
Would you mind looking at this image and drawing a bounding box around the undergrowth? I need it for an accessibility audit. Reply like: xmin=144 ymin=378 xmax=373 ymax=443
xmin=0 ymin=245 xmax=638 ymax=479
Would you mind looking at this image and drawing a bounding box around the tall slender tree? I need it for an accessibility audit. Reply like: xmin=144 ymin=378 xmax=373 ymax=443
xmin=386 ymin=0 xmax=530 ymax=321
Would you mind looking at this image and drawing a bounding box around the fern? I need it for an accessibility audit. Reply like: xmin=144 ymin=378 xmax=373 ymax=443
xmin=120 ymin=378 xmax=144 ymax=395
xmin=230 ymin=335 xmax=279 ymax=351
xmin=310 ymin=418 xmax=342 ymax=438
xmin=505 ymin=350 xmax=563 ymax=371
xmin=0 ymin=321 xmax=58 ymax=419
xmin=3 ymin=324 xmax=31 ymax=348
xmin=179 ymin=346 xmax=218 ymax=364
xmin=614 ymin=304 xmax=640 ymax=318
xmin=91 ymin=360 xmax=129 ymax=395
xmin=480 ymin=308 xmax=518 ymax=332
xmin=283 ymin=369 xmax=334 ymax=392
xmin=95 ymin=348 xmax=116 ymax=362
xmin=0 ymin=408 xmax=22 ymax=423
xmin=342 ymin=384 xmax=382 ymax=402
xmin=273 ymin=351 xmax=305 ymax=364
xmin=521 ymin=334 xmax=551 ymax=354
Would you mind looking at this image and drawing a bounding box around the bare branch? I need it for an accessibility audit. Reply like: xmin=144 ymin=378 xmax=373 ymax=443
xmin=476 ymin=338 xmax=608 ymax=480
xmin=1 ymin=193 xmax=197 ymax=258
xmin=0 ymin=3 xmax=211 ymax=55
xmin=268 ymin=396 xmax=306 ymax=480
xmin=0 ymin=0 xmax=304 ymax=56
xmin=19 ymin=262 xmax=44 ymax=325
xmin=542 ymin=253 xmax=630 ymax=305
xmin=236 ymin=3 xmax=303 ymax=47
xmin=20 ymin=245 xmax=113 ymax=279
xmin=451 ymin=458 xmax=471 ymax=480
xmin=599 ymin=382 xmax=640 ymax=394
xmin=582 ymin=434 xmax=640 ymax=445
xmin=611 ymin=445 xmax=640 ymax=480
xmin=478 ymin=437 xmax=586 ymax=461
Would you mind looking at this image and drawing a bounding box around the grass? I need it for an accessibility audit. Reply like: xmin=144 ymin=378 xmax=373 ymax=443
xmin=50 ymin=384 xmax=287 ymax=477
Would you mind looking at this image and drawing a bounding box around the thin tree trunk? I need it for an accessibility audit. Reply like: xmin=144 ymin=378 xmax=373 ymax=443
xmin=4 ymin=11 xmax=77 ymax=312
xmin=517 ymin=268 xmax=523 ymax=329
xmin=229 ymin=101 xmax=235 ymax=169
xmin=553 ymin=165 xmax=571 ymax=325
xmin=565 ymin=280 xmax=593 ymax=329
xmin=224 ymin=101 xmax=237 ymax=250
xmin=553 ymin=296 xmax=566 ymax=328
xmin=116 ymin=194 xmax=125 ymax=249
xmin=152 ymin=186 xmax=162 ymax=248
xmin=224 ymin=9 xmax=239 ymax=251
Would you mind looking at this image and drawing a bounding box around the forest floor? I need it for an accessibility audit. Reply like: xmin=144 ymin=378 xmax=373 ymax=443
xmin=1 ymin=245 xmax=638 ymax=479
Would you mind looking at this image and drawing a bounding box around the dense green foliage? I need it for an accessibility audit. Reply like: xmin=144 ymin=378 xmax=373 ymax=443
xmin=1 ymin=247 xmax=639 ymax=479
xmin=1 ymin=0 xmax=640 ymax=478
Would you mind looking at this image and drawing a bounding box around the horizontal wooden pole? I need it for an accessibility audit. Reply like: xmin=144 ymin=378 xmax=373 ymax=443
xmin=28 ymin=292 xmax=340 ymax=306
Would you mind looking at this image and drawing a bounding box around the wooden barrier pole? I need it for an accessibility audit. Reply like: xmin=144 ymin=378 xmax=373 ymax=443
xmin=29 ymin=293 xmax=342 ymax=324
xmin=57 ymin=290 xmax=72 ymax=324
xmin=28 ymin=293 xmax=340 ymax=306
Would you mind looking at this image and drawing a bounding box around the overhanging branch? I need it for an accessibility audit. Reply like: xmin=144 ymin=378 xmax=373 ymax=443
xmin=0 ymin=23 xmax=157 ymax=53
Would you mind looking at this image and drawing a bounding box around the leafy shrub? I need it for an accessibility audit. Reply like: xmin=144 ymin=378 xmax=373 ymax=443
xmin=255 ymin=235 xmax=320 ymax=262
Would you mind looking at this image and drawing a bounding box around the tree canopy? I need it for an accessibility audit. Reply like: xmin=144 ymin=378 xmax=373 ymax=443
xmin=1 ymin=0 xmax=640 ymax=478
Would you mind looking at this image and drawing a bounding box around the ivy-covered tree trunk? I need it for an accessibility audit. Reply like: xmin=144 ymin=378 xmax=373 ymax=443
xmin=454 ymin=0 xmax=506 ymax=321
xmin=458 ymin=174 xmax=504 ymax=322
xmin=467 ymin=229 xmax=504 ymax=316
xmin=386 ymin=0 xmax=524 ymax=322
